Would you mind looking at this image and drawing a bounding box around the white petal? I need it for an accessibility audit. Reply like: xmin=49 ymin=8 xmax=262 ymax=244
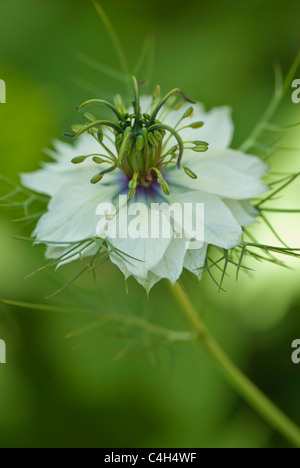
xmin=135 ymin=271 xmax=161 ymax=293
xmin=223 ymin=199 xmax=259 ymax=226
xmin=199 ymin=106 xmax=234 ymax=149
xmin=165 ymin=104 xmax=234 ymax=150
xmin=21 ymin=134 xmax=117 ymax=197
xmin=150 ymin=236 xmax=188 ymax=285
xmin=109 ymin=194 xmax=172 ymax=279
xmin=123 ymin=237 xmax=188 ymax=292
xmin=168 ymin=189 xmax=243 ymax=249
xmin=170 ymin=149 xmax=268 ymax=199
xmin=184 ymin=244 xmax=208 ymax=276
xmin=21 ymin=165 xmax=96 ymax=197
xmin=34 ymin=181 xmax=118 ymax=243
xmin=140 ymin=96 xmax=156 ymax=114
xmin=48 ymin=135 xmax=107 ymax=164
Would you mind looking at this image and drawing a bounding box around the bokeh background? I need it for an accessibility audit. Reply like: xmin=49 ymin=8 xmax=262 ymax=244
xmin=0 ymin=0 xmax=300 ymax=448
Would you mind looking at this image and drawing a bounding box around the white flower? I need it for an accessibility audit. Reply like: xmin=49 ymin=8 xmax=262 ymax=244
xmin=21 ymin=83 xmax=268 ymax=292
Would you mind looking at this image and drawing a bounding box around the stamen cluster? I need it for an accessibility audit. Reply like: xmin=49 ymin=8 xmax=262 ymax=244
xmin=65 ymin=77 xmax=209 ymax=199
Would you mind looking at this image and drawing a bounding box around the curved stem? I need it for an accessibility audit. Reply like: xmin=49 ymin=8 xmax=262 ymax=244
xmin=77 ymin=99 xmax=124 ymax=121
xmin=148 ymin=89 xmax=195 ymax=126
xmin=64 ymin=120 xmax=122 ymax=138
xmin=239 ymin=49 xmax=300 ymax=152
xmin=0 ymin=299 xmax=195 ymax=343
xmin=91 ymin=0 xmax=131 ymax=94
xmin=168 ymin=281 xmax=300 ymax=448
xmin=148 ymin=124 xmax=184 ymax=167
xmin=132 ymin=76 xmax=141 ymax=118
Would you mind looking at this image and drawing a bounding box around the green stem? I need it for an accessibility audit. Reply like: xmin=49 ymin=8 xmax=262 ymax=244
xmin=0 ymin=299 xmax=195 ymax=344
xmin=239 ymin=91 xmax=281 ymax=152
xmin=91 ymin=0 xmax=131 ymax=94
xmin=239 ymin=49 xmax=300 ymax=152
xmin=169 ymin=281 xmax=300 ymax=448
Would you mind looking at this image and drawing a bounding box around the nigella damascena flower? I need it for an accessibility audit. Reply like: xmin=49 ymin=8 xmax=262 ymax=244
xmin=21 ymin=78 xmax=268 ymax=291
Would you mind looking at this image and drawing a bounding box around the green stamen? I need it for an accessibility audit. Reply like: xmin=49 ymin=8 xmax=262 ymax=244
xmin=66 ymin=76 xmax=209 ymax=187
xmin=148 ymin=88 xmax=196 ymax=125
xmin=77 ymin=99 xmax=125 ymax=121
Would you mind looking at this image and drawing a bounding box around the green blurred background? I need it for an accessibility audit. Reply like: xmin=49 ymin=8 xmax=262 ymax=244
xmin=0 ymin=0 xmax=300 ymax=448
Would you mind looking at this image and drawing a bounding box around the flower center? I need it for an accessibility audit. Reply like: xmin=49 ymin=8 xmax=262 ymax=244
xmin=65 ymin=77 xmax=209 ymax=199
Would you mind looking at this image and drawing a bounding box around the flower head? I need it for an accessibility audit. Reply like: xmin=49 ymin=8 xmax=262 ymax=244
xmin=21 ymin=78 xmax=268 ymax=291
